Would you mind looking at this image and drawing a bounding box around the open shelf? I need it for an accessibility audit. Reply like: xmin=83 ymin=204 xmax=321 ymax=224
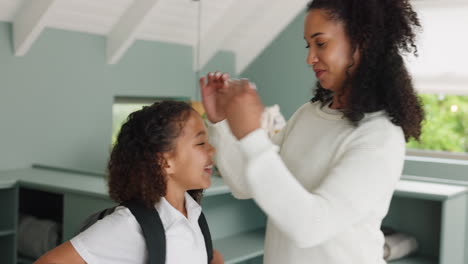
xmin=213 ymin=228 xmax=265 ymax=264
xmin=2 ymin=168 xmax=231 ymax=198
xmin=396 ymin=178 xmax=467 ymax=201
xmin=389 ymin=256 xmax=438 ymax=264
xmin=17 ymin=256 xmax=34 ymax=264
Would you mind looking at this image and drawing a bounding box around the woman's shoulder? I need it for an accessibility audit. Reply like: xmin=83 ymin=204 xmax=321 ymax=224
xmin=298 ymin=101 xmax=319 ymax=112
xmin=357 ymin=112 xmax=405 ymax=144
xmin=288 ymin=101 xmax=318 ymax=121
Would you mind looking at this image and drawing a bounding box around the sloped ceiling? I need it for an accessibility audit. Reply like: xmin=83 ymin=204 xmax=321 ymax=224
xmin=0 ymin=0 xmax=308 ymax=74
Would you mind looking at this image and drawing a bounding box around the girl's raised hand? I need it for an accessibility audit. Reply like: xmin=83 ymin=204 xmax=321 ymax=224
xmin=199 ymin=72 xmax=230 ymax=124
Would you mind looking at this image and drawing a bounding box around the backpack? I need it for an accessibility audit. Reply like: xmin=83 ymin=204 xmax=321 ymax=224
xmin=77 ymin=200 xmax=213 ymax=264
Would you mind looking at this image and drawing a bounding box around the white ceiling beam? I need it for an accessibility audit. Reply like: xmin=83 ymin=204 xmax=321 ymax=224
xmin=197 ymin=0 xmax=266 ymax=71
xmin=13 ymin=0 xmax=58 ymax=56
xmin=107 ymin=0 xmax=161 ymax=64
xmin=228 ymin=0 xmax=308 ymax=74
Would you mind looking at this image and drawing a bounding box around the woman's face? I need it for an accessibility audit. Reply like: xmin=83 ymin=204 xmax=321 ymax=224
xmin=304 ymin=9 xmax=360 ymax=93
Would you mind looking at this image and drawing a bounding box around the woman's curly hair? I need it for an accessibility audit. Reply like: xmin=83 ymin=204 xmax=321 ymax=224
xmin=108 ymin=101 xmax=203 ymax=208
xmin=308 ymin=0 xmax=424 ymax=141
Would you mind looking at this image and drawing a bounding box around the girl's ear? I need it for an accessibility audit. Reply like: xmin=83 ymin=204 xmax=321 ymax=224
xmin=352 ymin=44 xmax=361 ymax=65
xmin=161 ymin=152 xmax=176 ymax=175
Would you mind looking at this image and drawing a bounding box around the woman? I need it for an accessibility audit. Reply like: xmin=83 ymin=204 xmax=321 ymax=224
xmin=199 ymin=0 xmax=423 ymax=263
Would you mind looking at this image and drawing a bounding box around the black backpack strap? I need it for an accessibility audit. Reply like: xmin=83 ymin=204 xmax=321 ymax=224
xmin=123 ymin=200 xmax=166 ymax=264
xmin=198 ymin=212 xmax=213 ymax=263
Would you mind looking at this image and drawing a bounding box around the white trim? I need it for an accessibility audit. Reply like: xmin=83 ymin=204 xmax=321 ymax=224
xmin=107 ymin=0 xmax=160 ymax=64
xmin=413 ymin=76 xmax=468 ymax=95
xmin=412 ymin=1 xmax=468 ymax=9
xmin=406 ymin=5 xmax=468 ymax=94
xmin=13 ymin=0 xmax=58 ymax=56
xmin=406 ymin=149 xmax=468 ymax=162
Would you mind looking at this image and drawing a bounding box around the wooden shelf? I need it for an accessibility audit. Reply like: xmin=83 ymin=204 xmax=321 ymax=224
xmin=214 ymin=228 xmax=265 ymax=264
xmin=205 ymin=175 xmax=230 ymax=196
xmin=3 ymin=168 xmax=467 ymax=201
xmin=389 ymin=256 xmax=437 ymax=264
xmin=395 ymin=179 xmax=467 ymax=201
xmin=0 ymin=176 xmax=17 ymax=189
xmin=0 ymin=168 xmax=231 ymax=198
xmin=0 ymin=229 xmax=15 ymax=236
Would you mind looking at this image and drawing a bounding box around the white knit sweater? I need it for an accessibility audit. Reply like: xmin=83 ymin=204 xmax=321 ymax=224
xmin=208 ymin=101 xmax=406 ymax=264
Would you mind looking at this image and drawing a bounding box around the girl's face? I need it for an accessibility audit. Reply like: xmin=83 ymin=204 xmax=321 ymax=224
xmin=164 ymin=110 xmax=215 ymax=191
xmin=304 ymin=9 xmax=360 ymax=93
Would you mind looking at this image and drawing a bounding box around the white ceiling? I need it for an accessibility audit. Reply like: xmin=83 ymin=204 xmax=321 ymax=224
xmin=0 ymin=0 xmax=308 ymax=73
xmin=2 ymin=0 xmax=463 ymax=74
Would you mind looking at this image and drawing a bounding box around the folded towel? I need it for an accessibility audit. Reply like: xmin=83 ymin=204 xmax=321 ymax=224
xmin=383 ymin=232 xmax=419 ymax=261
xmin=17 ymin=214 xmax=61 ymax=259
xmin=261 ymin=104 xmax=286 ymax=138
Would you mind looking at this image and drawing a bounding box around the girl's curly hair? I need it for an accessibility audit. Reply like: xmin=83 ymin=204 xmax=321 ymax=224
xmin=308 ymin=0 xmax=424 ymax=141
xmin=108 ymin=101 xmax=203 ymax=208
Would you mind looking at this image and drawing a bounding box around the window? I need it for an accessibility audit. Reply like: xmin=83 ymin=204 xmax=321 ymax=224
xmin=112 ymin=96 xmax=190 ymax=144
xmin=403 ymin=4 xmax=468 ymax=160
xmin=406 ymin=94 xmax=468 ymax=158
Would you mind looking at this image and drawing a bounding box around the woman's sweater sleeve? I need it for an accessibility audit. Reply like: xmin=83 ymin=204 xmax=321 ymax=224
xmin=238 ymin=124 xmax=406 ymax=248
xmin=207 ymin=120 xmax=286 ymax=200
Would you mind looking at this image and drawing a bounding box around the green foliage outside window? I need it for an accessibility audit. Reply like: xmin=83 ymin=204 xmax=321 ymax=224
xmin=112 ymin=103 xmax=149 ymax=145
xmin=111 ymin=96 xmax=468 ymax=154
xmin=407 ymin=94 xmax=468 ymax=153
xmin=111 ymin=97 xmax=189 ymax=145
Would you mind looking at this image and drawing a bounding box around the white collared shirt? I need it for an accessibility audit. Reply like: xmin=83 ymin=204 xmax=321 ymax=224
xmin=71 ymin=192 xmax=207 ymax=264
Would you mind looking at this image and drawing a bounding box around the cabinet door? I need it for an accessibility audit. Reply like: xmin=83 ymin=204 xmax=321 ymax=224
xmin=63 ymin=193 xmax=115 ymax=242
xmin=0 ymin=186 xmax=18 ymax=264
xmin=440 ymin=194 xmax=467 ymax=264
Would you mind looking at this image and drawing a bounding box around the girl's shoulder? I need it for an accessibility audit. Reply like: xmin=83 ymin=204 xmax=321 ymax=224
xmin=70 ymin=206 xmax=146 ymax=264
xmin=81 ymin=206 xmax=140 ymax=236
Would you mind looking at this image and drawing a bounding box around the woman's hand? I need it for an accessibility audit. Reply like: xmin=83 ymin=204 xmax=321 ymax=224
xmin=200 ymin=71 xmax=263 ymax=139
xmin=199 ymin=72 xmax=231 ymax=124
xmin=210 ymin=249 xmax=224 ymax=264
xmin=224 ymin=80 xmax=264 ymax=140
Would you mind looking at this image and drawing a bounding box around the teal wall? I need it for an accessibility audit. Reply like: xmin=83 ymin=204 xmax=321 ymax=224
xmin=241 ymin=10 xmax=314 ymax=120
xmin=0 ymin=22 xmax=235 ymax=172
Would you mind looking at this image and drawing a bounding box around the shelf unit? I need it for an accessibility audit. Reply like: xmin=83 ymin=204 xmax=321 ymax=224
xmin=385 ymin=178 xmax=467 ymax=264
xmin=0 ymin=168 xmax=467 ymax=264
xmin=0 ymin=180 xmax=18 ymax=264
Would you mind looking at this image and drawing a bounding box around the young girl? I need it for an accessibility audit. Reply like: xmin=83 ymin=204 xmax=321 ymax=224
xmin=200 ymin=0 xmax=424 ymax=263
xmin=36 ymin=101 xmax=223 ymax=264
